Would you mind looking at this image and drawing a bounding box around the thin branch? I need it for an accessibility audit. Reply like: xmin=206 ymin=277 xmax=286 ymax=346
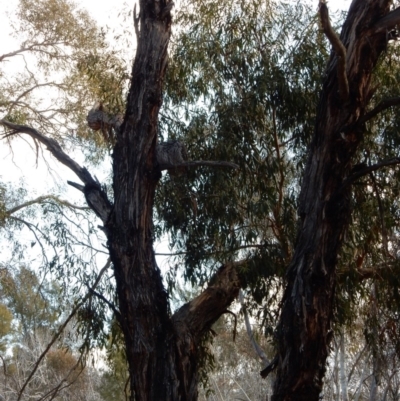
xmin=10 ymin=216 xmax=54 ymax=265
xmin=6 ymin=195 xmax=89 ymax=216
xmin=16 ymin=259 xmax=111 ymax=401
xmin=155 ymin=244 xmax=264 ymax=258
xmin=0 ymin=41 xmax=58 ymax=62
xmin=85 ymin=107 xmax=238 ymax=171
xmin=319 ymin=1 xmax=349 ymax=101
xmin=86 ymin=286 xmax=122 ymax=322
xmin=370 ymin=172 xmax=388 ymax=255
xmin=347 ymin=345 xmax=367 ymax=382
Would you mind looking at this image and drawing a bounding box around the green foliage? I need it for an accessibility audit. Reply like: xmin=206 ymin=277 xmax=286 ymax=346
xmin=1 ymin=0 xmax=129 ymax=163
xmin=0 ymin=303 xmax=13 ymax=350
xmin=158 ymin=0 xmax=327 ymax=317
xmin=0 ymin=266 xmax=62 ymax=337
xmin=158 ymin=0 xmax=400 ymax=384
xmin=97 ymin=320 xmax=130 ymax=401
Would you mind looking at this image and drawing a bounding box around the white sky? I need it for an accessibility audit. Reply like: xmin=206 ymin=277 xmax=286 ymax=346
xmin=0 ymin=0 xmax=352 ymax=186
xmin=0 ymin=0 xmax=353 ymax=266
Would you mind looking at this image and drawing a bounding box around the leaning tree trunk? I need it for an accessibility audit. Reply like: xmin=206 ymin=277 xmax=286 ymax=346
xmin=271 ymin=1 xmax=397 ymax=400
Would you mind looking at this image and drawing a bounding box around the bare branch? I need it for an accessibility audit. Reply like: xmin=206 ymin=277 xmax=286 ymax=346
xmin=357 ymin=97 xmax=400 ymax=126
xmin=172 ymin=260 xmax=244 ymax=341
xmin=0 ymin=41 xmax=58 ymax=62
xmin=1 ymin=120 xmax=92 ymax=184
xmin=340 ymin=158 xmax=400 ymax=190
xmin=0 ymin=120 xmax=112 ymax=222
xmin=372 ymin=6 xmax=400 ymax=34
xmin=319 ymin=1 xmax=349 ymax=101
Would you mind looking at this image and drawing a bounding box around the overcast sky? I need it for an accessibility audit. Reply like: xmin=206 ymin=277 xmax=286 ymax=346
xmin=0 ymin=0 xmax=360 ymax=271
xmin=0 ymin=0 xmax=358 ymax=209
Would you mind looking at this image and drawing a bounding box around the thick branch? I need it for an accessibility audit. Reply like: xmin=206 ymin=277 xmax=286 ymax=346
xmin=86 ymin=107 xmax=238 ymax=172
xmin=172 ymin=261 xmax=244 ymax=341
xmin=319 ymin=1 xmax=349 ymax=101
xmin=0 ymin=120 xmax=112 ymax=222
xmin=372 ymin=6 xmax=400 ymax=34
xmin=340 ymin=157 xmax=400 ymax=190
xmin=357 ymin=97 xmax=400 ymax=125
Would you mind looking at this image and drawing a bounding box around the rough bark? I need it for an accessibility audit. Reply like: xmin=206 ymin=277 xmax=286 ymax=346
xmin=102 ymin=1 xmax=242 ymax=400
xmin=271 ymin=1 xmax=394 ymax=400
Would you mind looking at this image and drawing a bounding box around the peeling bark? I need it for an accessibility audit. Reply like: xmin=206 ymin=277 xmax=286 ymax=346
xmin=271 ymin=1 xmax=392 ymax=400
xmin=102 ymin=0 xmax=241 ymax=399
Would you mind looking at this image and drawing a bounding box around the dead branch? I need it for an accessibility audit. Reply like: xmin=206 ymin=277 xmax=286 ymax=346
xmin=372 ymin=6 xmax=400 ymax=34
xmin=319 ymin=1 xmax=349 ymax=101
xmin=0 ymin=120 xmax=112 ymax=222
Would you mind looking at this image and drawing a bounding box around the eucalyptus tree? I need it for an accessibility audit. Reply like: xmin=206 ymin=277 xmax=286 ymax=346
xmin=0 ymin=0 xmax=123 ymax=320
xmin=3 ymin=0 xmax=400 ymax=401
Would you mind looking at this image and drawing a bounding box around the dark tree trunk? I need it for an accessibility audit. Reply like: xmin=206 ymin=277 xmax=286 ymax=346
xmin=104 ymin=1 xmax=242 ymax=400
xmin=271 ymin=1 xmax=395 ymax=400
